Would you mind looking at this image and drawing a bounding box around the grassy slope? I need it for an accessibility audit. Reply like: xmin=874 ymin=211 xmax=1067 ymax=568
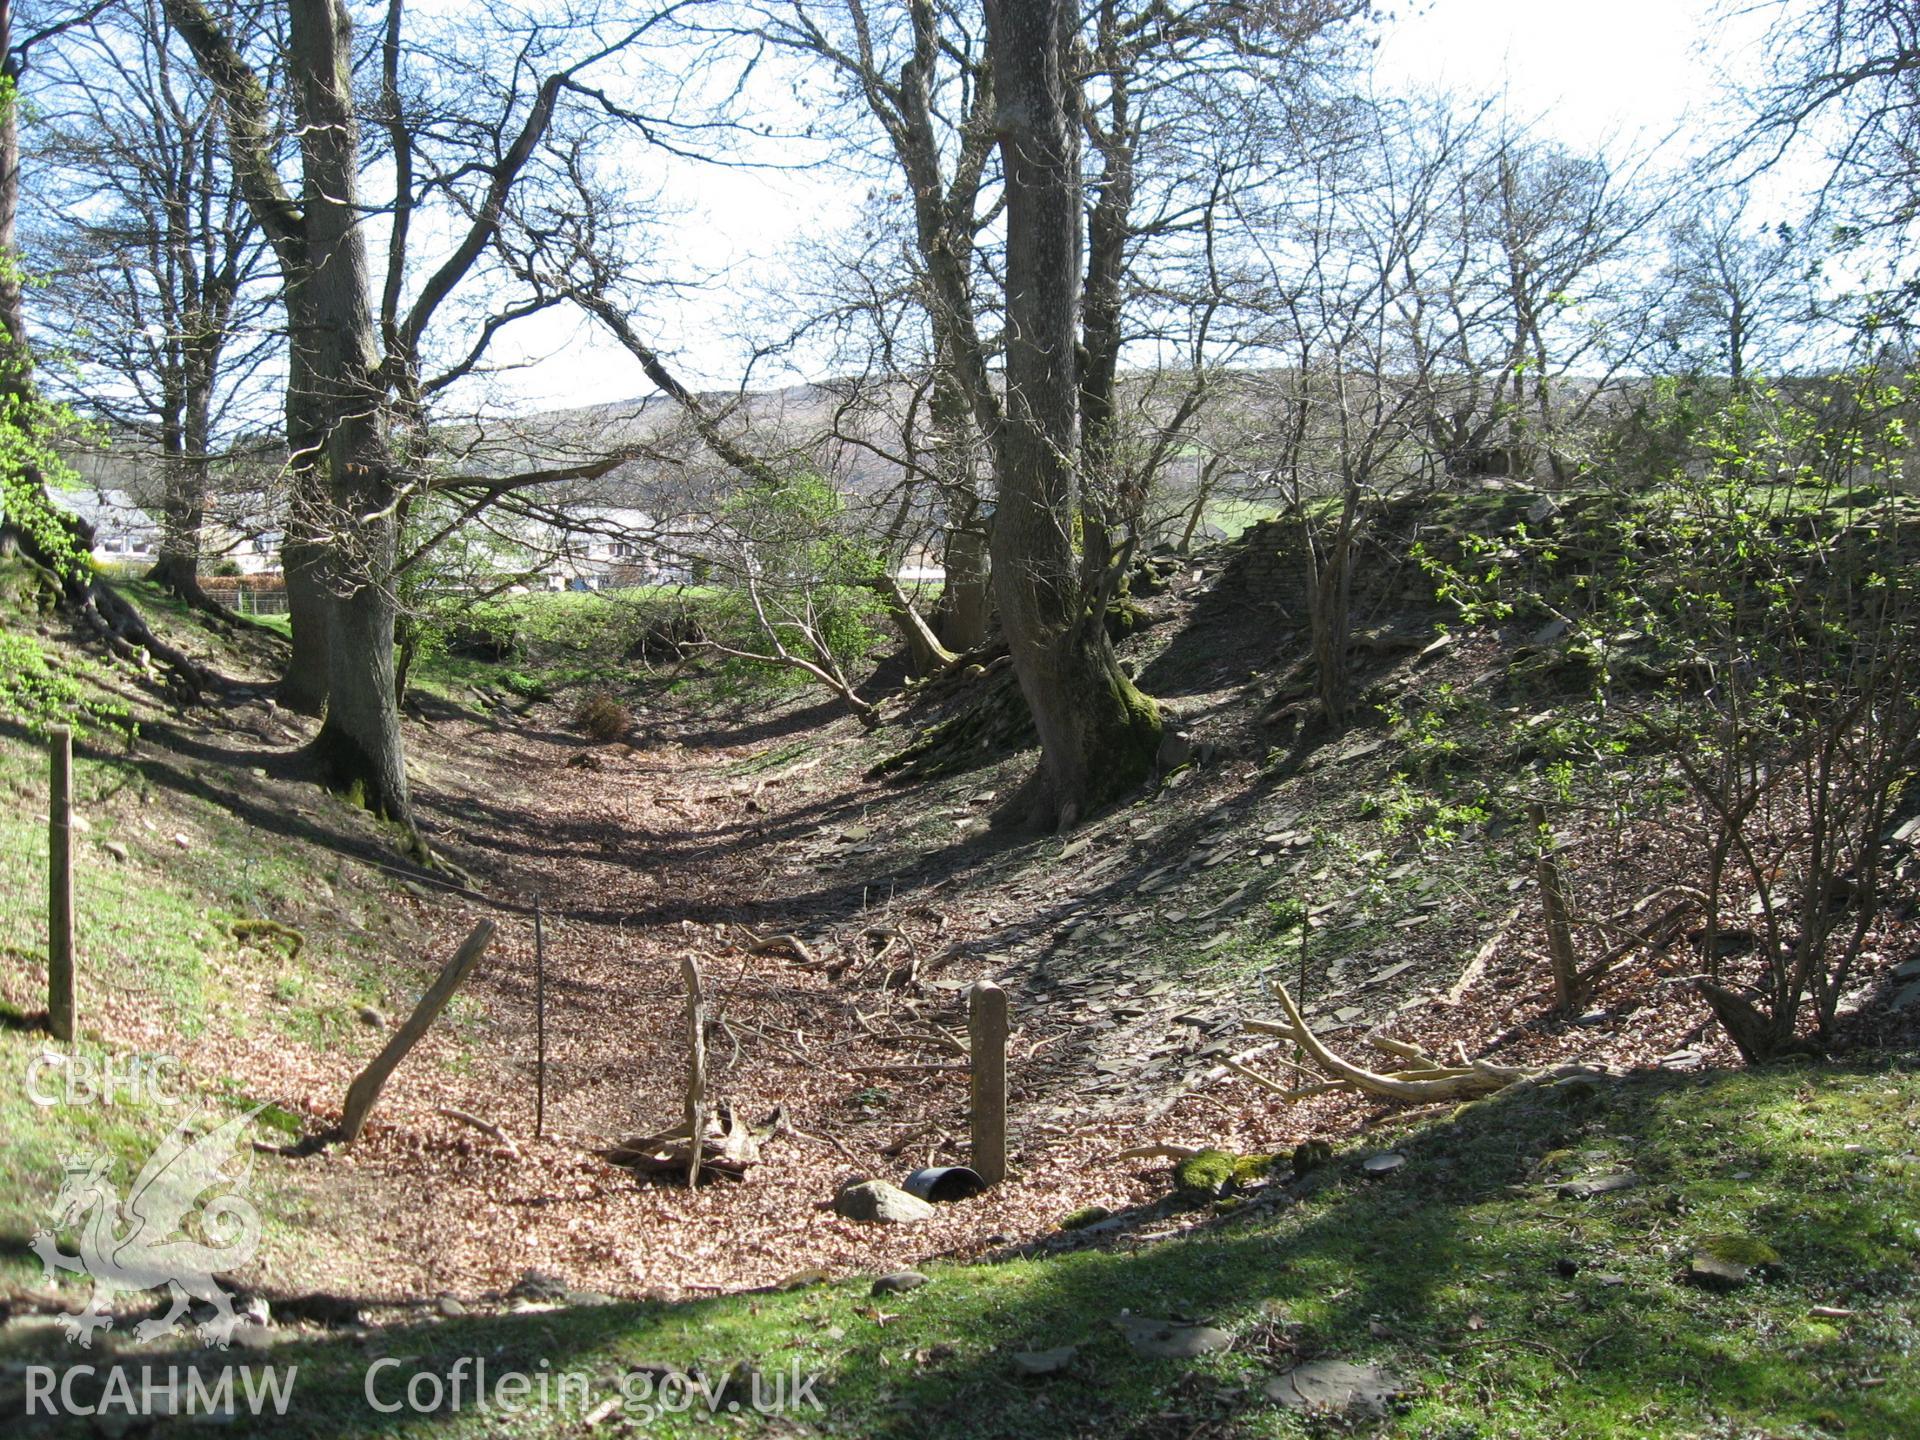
xmin=7 ymin=1063 xmax=1911 ymax=1438
xmin=0 ymin=588 xmax=482 ymax=1300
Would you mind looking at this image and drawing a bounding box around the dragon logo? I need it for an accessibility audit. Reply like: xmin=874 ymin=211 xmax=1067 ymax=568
xmin=31 ymin=1108 xmax=265 ymax=1349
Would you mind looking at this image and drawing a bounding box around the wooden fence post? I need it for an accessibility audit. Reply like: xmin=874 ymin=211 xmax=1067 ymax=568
xmin=968 ymin=979 xmax=1007 ymax=1186
xmin=1528 ymin=801 xmax=1582 ymax=1012
xmin=338 ymin=920 xmax=496 ymax=1141
xmin=48 ymin=726 xmax=74 ymax=1042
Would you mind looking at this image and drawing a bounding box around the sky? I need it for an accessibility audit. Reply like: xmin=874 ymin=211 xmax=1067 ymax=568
xmin=490 ymin=0 xmax=1770 ymax=415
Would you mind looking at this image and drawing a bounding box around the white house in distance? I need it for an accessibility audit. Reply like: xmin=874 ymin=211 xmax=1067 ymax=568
xmin=54 ymin=485 xmax=161 ymax=569
xmin=536 ymin=505 xmax=691 ymax=591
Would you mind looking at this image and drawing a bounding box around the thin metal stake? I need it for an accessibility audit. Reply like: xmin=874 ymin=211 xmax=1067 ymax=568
xmin=1298 ymin=897 xmax=1309 ymax=1008
xmin=534 ymin=896 xmax=547 ymax=1139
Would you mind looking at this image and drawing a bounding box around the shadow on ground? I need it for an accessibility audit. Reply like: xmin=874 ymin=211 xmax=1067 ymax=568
xmin=6 ymin=1065 xmax=1912 ymax=1439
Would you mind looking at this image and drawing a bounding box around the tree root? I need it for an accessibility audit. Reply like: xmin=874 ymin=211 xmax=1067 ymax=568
xmin=1224 ymin=982 xmax=1583 ymax=1104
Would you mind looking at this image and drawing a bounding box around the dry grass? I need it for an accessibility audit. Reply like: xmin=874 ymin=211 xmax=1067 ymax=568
xmin=570 ymin=689 xmax=632 ymax=743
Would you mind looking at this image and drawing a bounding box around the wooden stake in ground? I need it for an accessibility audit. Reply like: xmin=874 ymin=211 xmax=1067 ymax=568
xmin=968 ymin=979 xmax=1008 ymax=1186
xmin=338 ymin=920 xmax=496 ymax=1141
xmin=682 ymin=953 xmax=708 ymax=1186
xmin=1529 ymin=801 xmax=1582 ymax=1012
xmin=47 ymin=726 xmax=74 ymax=1042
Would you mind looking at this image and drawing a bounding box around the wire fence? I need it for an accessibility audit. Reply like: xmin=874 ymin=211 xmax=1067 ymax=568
xmin=1 ymin=729 xmax=169 ymax=1034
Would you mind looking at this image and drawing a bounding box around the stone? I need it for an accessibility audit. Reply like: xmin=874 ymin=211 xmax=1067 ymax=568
xmin=1011 ymin=1346 xmax=1077 ymax=1376
xmin=872 ymin=1271 xmax=930 ymax=1296
xmin=507 ymin=1270 xmax=570 ymax=1303
xmin=1157 ymin=730 xmax=1195 ymax=770
xmin=1115 ymin=1314 xmax=1233 ymax=1359
xmin=435 ymin=1295 xmax=468 ymax=1318
xmin=274 ymin=1293 xmax=365 ymax=1328
xmin=1264 ymin=1359 xmax=1402 ymax=1416
xmin=1531 ymin=617 xmax=1570 ymax=646
xmin=102 ymin=841 xmax=130 ymax=864
xmin=1360 ymin=1152 xmax=1406 ymax=1176
xmin=1557 ymin=1172 xmax=1640 ymax=1200
xmin=833 ymin=1180 xmax=935 ymax=1224
xmin=1686 ymin=1254 xmax=1751 ymax=1290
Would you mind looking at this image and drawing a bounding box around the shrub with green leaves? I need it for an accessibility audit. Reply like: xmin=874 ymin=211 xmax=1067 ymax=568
xmin=1422 ymin=367 xmax=1920 ymax=1057
xmin=0 ymin=629 xmax=135 ymax=742
xmin=704 ymin=472 xmax=887 ymax=720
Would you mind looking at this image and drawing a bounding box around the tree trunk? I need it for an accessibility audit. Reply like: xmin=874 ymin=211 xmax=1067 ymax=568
xmin=937 ymin=519 xmax=992 ymax=653
xmin=147 ymin=333 xmax=223 ymax=608
xmin=288 ymin=0 xmax=410 ymax=828
xmin=148 ymin=458 xmax=209 ymax=598
xmin=983 ymin=0 xmax=1159 ymax=831
xmin=148 ymin=419 xmax=212 ymax=605
xmin=876 ymin=574 xmax=958 ymax=676
xmin=0 ymin=7 xmax=25 ymax=377
xmin=1304 ymin=496 xmax=1357 ymax=728
xmin=279 ymin=525 xmax=332 ymax=707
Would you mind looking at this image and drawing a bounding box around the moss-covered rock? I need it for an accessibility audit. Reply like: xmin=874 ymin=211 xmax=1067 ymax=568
xmin=1173 ymin=1149 xmax=1237 ymax=1198
xmin=1058 ymin=1205 xmax=1114 ymax=1231
xmin=1699 ymin=1233 xmax=1782 ymax=1268
xmin=1232 ymin=1153 xmax=1276 ymax=1186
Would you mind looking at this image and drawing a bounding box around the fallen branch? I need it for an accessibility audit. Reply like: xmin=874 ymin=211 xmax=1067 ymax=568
xmin=1442 ymin=905 xmax=1520 ymax=1007
xmin=784 ymin=1120 xmax=867 ymax=1168
xmin=1365 ymin=1034 xmax=1434 ymax=1064
xmin=338 ymin=921 xmax=496 ymax=1142
xmin=870 ymin=1031 xmax=969 ymax=1057
xmin=601 ymin=1102 xmax=782 ymax=1185
xmin=438 ymin=1106 xmax=518 ymax=1154
xmin=1260 ymin=979 xmax=1543 ymax=1103
xmin=881 ymin=1122 xmax=946 ymax=1158
xmin=749 ymin=932 xmax=821 ymax=966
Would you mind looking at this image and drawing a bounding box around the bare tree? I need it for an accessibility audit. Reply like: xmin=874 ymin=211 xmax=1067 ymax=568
xmin=1657 ymin=195 xmax=1820 ymax=387
xmin=730 ymin=0 xmax=1003 ymax=655
xmin=980 ymin=0 xmax=1163 ymax=828
xmin=1226 ymin=96 xmax=1443 ymax=725
xmin=1731 ymin=0 xmax=1920 ymax=278
xmin=163 ymin=0 xmax=697 ymax=834
xmin=26 ymin=0 xmax=281 ymax=606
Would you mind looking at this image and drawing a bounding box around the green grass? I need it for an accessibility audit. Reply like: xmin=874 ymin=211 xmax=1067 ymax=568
xmin=7 ymin=1062 xmax=1910 ymax=1436
xmin=1200 ymin=497 xmax=1282 ymax=542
